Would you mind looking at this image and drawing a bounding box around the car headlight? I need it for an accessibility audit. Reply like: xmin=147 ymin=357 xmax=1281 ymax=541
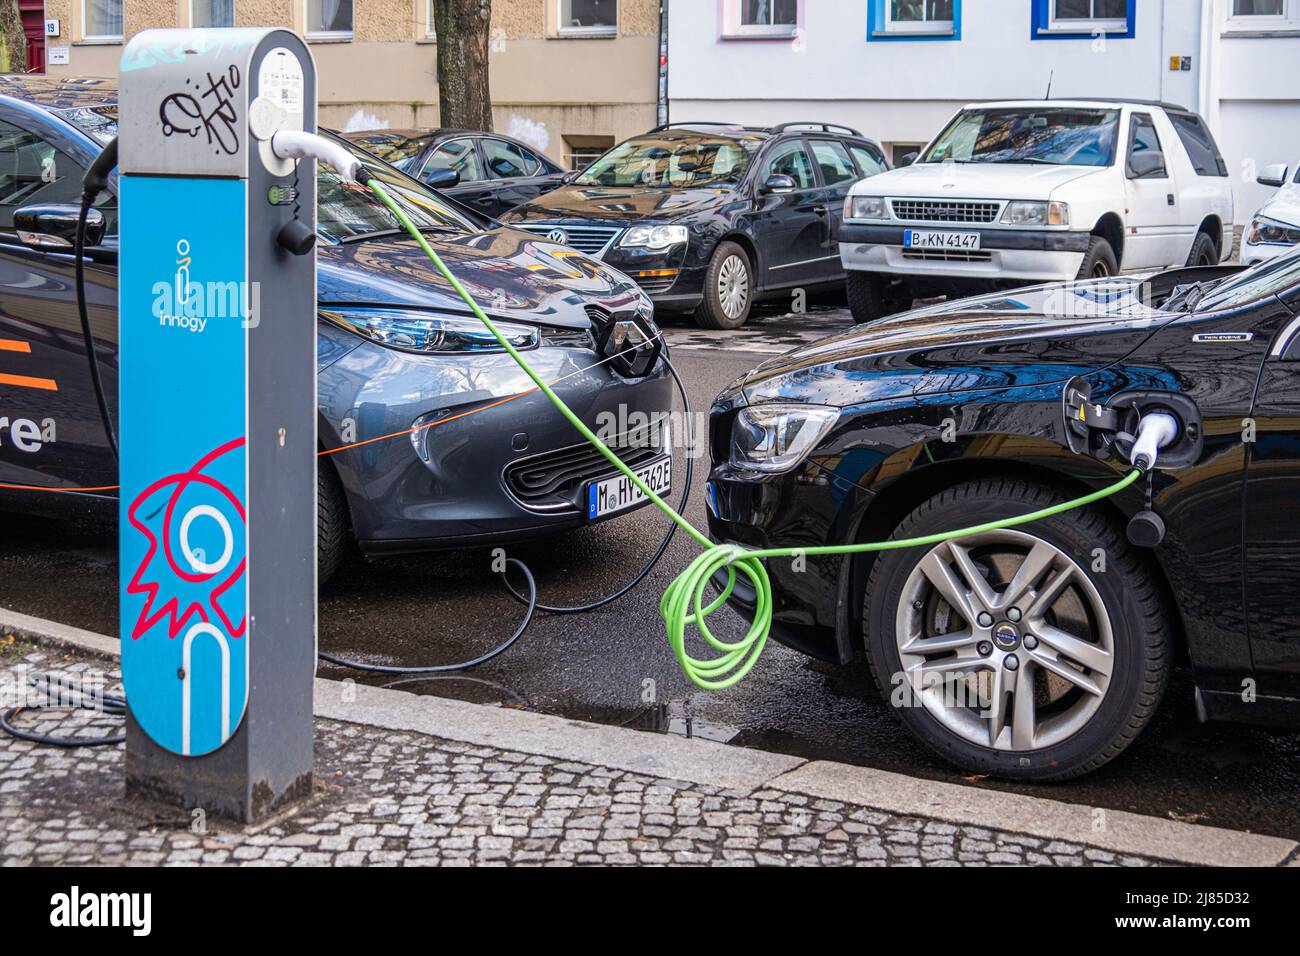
xmin=846 ymin=196 xmax=888 ymax=221
xmin=619 ymin=224 xmax=689 ymax=250
xmin=1001 ymin=201 xmax=1070 ymax=226
xmin=1247 ymin=215 xmax=1300 ymax=246
xmin=322 ymin=307 xmax=539 ymax=354
xmin=730 ymin=404 xmax=840 ymax=475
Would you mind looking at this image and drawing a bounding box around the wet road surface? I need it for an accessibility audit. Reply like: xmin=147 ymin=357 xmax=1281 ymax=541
xmin=3 ymin=298 xmax=1300 ymax=839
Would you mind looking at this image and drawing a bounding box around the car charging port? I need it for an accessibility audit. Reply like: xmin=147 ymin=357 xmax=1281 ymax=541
xmin=1098 ymin=391 xmax=1203 ymax=471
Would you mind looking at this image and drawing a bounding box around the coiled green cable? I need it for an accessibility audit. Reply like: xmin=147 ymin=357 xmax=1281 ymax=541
xmin=366 ymin=178 xmax=1143 ymax=691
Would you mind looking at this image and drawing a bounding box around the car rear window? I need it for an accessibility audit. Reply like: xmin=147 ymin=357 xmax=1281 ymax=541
xmin=1167 ymin=112 xmax=1228 ymax=177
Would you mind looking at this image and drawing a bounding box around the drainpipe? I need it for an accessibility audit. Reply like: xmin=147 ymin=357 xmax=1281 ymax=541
xmin=657 ymin=1 xmax=669 ymax=127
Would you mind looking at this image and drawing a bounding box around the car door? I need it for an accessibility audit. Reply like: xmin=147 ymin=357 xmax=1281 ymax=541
xmin=0 ymin=109 xmax=118 ymax=494
xmin=750 ymin=138 xmax=829 ymax=289
xmin=478 ymin=137 xmax=565 ymax=217
xmin=805 ymin=139 xmax=865 ymax=282
xmin=1122 ymin=111 xmax=1181 ymax=271
xmin=1243 ymin=286 xmax=1300 ymax=699
xmin=415 ymin=136 xmax=495 ymax=212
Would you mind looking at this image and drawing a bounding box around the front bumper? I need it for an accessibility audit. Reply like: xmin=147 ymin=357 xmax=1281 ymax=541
xmin=318 ymin=337 xmax=674 ymax=552
xmin=601 ymin=242 xmax=707 ymax=309
xmin=1242 ymin=238 xmax=1296 ymax=266
xmin=839 ymin=223 xmax=1090 ymax=283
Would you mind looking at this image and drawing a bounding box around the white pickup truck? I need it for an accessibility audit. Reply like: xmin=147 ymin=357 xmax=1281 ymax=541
xmin=839 ymin=99 xmax=1236 ymax=322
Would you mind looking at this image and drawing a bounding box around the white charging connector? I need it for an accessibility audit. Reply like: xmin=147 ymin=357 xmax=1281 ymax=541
xmin=270 ymin=130 xmax=366 ymax=184
xmin=1130 ymin=412 xmax=1180 ymax=472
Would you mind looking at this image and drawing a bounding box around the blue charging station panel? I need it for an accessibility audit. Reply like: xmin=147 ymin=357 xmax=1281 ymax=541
xmin=119 ymin=175 xmax=250 ymax=757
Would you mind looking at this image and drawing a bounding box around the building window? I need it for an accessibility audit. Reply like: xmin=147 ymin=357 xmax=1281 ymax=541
xmin=424 ymin=0 xmax=436 ymax=40
xmin=1032 ymin=0 xmax=1133 ymax=38
xmin=1226 ymin=0 xmax=1300 ymax=31
xmin=81 ymin=0 xmax=123 ymax=41
xmin=722 ymin=0 xmax=800 ymax=38
xmin=305 ymin=0 xmax=353 ymax=39
xmin=886 ymin=0 xmax=954 ymax=34
xmin=868 ymin=0 xmax=960 ymax=41
xmin=558 ymin=0 xmax=617 ymax=37
xmin=192 ymin=0 xmax=234 ymax=28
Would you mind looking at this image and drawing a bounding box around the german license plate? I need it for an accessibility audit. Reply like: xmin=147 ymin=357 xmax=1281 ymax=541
xmin=586 ymin=453 xmax=672 ymax=519
xmin=904 ymin=229 xmax=981 ymax=251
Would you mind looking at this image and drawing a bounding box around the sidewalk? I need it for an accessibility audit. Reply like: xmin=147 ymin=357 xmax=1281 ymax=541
xmin=3 ymin=608 xmax=1297 ymax=867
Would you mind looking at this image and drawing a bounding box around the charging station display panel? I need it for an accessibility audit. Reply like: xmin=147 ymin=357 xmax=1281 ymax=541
xmin=119 ymin=176 xmax=250 ymax=757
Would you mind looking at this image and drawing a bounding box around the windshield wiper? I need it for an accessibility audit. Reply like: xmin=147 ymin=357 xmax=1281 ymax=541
xmin=340 ymin=225 xmax=462 ymax=244
xmin=982 ymin=157 xmax=1057 ymax=165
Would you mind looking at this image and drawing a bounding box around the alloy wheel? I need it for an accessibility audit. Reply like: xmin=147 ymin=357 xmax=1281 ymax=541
xmin=717 ymin=254 xmax=750 ymax=320
xmin=894 ymin=530 xmax=1113 ymax=752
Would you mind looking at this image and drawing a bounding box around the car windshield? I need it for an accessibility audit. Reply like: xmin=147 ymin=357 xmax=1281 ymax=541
xmin=1191 ymin=243 xmax=1300 ymax=312
xmin=58 ymin=107 xmax=475 ymax=242
xmin=921 ymin=107 xmax=1120 ymax=168
xmin=344 ymin=132 xmax=432 ymax=171
xmin=576 ymin=132 xmax=759 ymax=188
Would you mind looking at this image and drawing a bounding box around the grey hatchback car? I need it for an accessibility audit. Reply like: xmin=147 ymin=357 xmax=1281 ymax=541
xmin=0 ymin=77 xmax=673 ymax=581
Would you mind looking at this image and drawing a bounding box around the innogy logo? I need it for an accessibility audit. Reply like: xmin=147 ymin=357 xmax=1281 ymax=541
xmin=152 ymin=237 xmax=259 ymax=333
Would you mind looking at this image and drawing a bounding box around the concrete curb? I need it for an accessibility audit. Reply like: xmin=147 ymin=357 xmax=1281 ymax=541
xmin=766 ymin=762 xmax=1296 ymax=868
xmin=6 ymin=605 xmax=1297 ymax=866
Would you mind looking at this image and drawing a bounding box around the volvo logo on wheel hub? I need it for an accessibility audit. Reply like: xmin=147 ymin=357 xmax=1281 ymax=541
xmin=992 ymin=622 xmax=1021 ymax=651
xmin=547 ymin=229 xmax=568 ymax=244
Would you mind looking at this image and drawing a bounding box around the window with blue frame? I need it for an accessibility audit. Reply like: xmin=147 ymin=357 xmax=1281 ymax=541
xmin=868 ymin=0 xmax=961 ymax=41
xmin=1032 ymin=0 xmax=1135 ymax=39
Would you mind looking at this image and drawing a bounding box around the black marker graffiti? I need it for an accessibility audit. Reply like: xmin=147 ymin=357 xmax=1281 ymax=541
xmin=159 ymin=65 xmax=242 ymax=156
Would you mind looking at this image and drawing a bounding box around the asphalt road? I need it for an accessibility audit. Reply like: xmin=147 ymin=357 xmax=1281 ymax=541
xmin=4 ymin=296 xmax=1300 ymax=839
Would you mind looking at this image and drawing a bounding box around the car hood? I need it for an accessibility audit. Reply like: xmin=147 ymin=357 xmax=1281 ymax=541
xmin=1256 ymin=183 xmax=1300 ymax=228
xmin=851 ymin=162 xmax=1107 ymax=200
xmin=500 ymin=183 xmax=734 ymax=226
xmin=726 ymin=278 xmax=1174 ymax=408
xmin=317 ymin=226 xmax=647 ymax=328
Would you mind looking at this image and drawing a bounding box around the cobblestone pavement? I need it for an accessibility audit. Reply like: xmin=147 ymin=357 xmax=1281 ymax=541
xmin=0 ymin=646 xmax=1160 ymax=867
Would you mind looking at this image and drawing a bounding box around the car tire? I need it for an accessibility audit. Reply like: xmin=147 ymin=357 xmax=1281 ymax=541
xmin=862 ymin=477 xmax=1171 ymax=781
xmin=1186 ymin=231 xmax=1218 ymax=268
xmin=1075 ymin=236 xmax=1119 ymax=279
xmin=695 ymin=241 xmax=753 ymax=330
xmin=845 ymin=270 xmax=907 ymax=324
xmin=318 ymin=460 xmax=350 ymax=586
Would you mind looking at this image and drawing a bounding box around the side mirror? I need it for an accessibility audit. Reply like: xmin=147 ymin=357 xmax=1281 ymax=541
xmin=15 ymin=204 xmax=104 ymax=249
xmin=759 ymin=174 xmax=797 ymax=195
xmin=899 ymin=151 xmax=919 ymax=168
xmin=561 ymin=170 xmax=580 ymax=184
xmin=422 ymin=168 xmax=460 ymax=189
xmin=1257 ymin=163 xmax=1290 ymax=188
xmin=1127 ymin=150 xmax=1167 ymax=179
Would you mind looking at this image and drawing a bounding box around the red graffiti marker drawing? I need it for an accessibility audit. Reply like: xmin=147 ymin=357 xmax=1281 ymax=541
xmin=126 ymin=437 xmax=247 ymax=641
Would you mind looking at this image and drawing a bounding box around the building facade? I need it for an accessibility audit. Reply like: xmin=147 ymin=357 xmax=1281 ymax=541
xmin=666 ymin=0 xmax=1300 ymax=224
xmin=33 ymin=0 xmax=663 ymax=167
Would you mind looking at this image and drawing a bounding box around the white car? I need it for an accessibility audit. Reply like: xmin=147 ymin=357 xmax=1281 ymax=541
xmin=1244 ymin=162 xmax=1300 ymax=265
xmin=839 ymin=99 xmax=1235 ymax=322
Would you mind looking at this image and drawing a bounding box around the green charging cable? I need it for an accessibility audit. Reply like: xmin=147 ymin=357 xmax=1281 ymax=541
xmin=365 ymin=178 xmax=1143 ymax=691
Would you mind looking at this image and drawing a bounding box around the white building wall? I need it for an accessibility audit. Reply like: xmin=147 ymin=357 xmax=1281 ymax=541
xmin=666 ymin=0 xmax=1300 ymax=226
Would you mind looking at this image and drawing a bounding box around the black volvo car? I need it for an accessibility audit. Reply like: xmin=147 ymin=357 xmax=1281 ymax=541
xmin=707 ymin=250 xmax=1300 ymax=780
xmin=501 ymin=123 xmax=891 ymax=330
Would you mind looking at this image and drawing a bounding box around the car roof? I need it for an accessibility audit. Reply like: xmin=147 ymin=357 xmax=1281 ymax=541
xmin=0 ymin=74 xmax=118 ymax=111
xmin=647 ymin=121 xmax=870 ymax=141
xmin=964 ymin=98 xmax=1195 ymax=115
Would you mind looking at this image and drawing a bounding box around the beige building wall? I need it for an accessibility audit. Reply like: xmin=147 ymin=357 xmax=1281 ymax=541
xmin=37 ymin=0 xmax=660 ymax=166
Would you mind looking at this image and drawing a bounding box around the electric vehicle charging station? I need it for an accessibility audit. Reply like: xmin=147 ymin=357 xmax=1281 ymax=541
xmin=117 ymin=28 xmax=319 ymax=821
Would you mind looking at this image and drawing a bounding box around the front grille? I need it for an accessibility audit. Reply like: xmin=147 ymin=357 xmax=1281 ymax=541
xmin=517 ymin=223 xmax=623 ymax=257
xmin=902 ymin=249 xmax=993 ymax=262
xmin=633 ymin=274 xmax=677 ymax=295
xmin=890 ymin=199 xmax=1001 ymax=224
xmin=504 ymin=423 xmax=667 ymax=513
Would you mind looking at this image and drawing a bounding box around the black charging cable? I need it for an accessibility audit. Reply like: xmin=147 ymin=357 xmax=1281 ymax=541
xmin=76 ymin=137 xmax=120 ymax=462
xmin=0 ymin=673 xmax=126 ymax=748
